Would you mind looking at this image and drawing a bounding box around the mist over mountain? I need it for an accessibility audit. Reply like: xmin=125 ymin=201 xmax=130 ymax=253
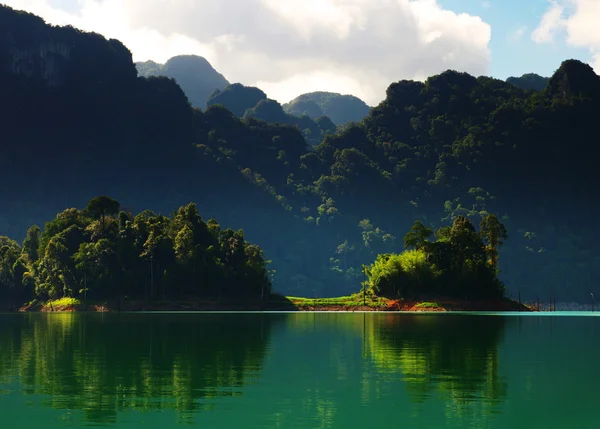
xmin=1 ymin=4 xmax=599 ymax=304
xmin=208 ymin=83 xmax=337 ymax=146
xmin=136 ymin=55 xmax=229 ymax=108
xmin=207 ymin=83 xmax=267 ymax=117
xmin=284 ymin=92 xmax=371 ymax=125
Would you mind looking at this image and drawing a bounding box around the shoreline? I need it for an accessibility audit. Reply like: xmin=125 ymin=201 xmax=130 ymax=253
xmin=15 ymin=296 xmax=533 ymax=313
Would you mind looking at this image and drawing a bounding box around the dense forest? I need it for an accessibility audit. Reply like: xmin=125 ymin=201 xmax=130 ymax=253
xmin=506 ymin=73 xmax=549 ymax=92
xmin=283 ymin=91 xmax=371 ymax=125
xmin=1 ymin=4 xmax=599 ymax=303
xmin=206 ymin=83 xmax=338 ymax=146
xmin=365 ymin=214 xmax=507 ymax=300
xmin=0 ymin=197 xmax=271 ymax=306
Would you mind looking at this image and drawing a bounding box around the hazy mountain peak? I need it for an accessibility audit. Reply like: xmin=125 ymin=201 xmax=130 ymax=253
xmin=283 ymin=92 xmax=371 ymax=125
xmin=135 ymin=55 xmax=229 ymax=108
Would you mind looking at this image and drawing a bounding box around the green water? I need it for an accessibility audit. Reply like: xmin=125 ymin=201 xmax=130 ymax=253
xmin=0 ymin=313 xmax=598 ymax=428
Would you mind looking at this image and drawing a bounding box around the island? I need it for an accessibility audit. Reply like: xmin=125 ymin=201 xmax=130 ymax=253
xmin=0 ymin=197 xmax=530 ymax=313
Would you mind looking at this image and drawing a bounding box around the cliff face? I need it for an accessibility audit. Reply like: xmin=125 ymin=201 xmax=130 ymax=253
xmin=8 ymin=41 xmax=71 ymax=86
xmin=0 ymin=4 xmax=195 ymax=239
xmin=0 ymin=5 xmax=137 ymax=91
xmin=0 ymin=6 xmax=72 ymax=86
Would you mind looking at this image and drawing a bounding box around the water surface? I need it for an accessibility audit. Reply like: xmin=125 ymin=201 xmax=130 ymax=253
xmin=0 ymin=312 xmax=598 ymax=428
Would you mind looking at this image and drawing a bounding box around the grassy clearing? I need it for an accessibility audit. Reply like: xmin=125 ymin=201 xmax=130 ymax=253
xmin=415 ymin=301 xmax=442 ymax=309
xmin=42 ymin=297 xmax=81 ymax=310
xmin=287 ymin=294 xmax=390 ymax=308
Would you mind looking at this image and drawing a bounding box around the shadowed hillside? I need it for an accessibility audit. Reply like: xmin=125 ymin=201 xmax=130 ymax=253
xmin=506 ymin=73 xmax=549 ymax=91
xmin=136 ymin=55 xmax=229 ymax=108
xmin=1 ymin=5 xmax=599 ymax=303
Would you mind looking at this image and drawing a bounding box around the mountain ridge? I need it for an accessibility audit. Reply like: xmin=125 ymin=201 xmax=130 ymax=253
xmin=136 ymin=55 xmax=229 ymax=108
xmin=1 ymin=4 xmax=599 ymax=304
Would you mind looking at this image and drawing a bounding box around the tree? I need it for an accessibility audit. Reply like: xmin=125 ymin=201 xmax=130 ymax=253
xmin=479 ymin=214 xmax=508 ymax=270
xmin=403 ymin=220 xmax=433 ymax=250
xmin=0 ymin=240 xmax=20 ymax=301
xmin=21 ymin=225 xmax=41 ymax=263
xmin=450 ymin=216 xmax=486 ymax=263
xmin=86 ymin=196 xmax=120 ymax=232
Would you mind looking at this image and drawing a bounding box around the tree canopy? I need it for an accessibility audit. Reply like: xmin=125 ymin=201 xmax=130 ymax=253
xmin=0 ymin=197 xmax=271 ymax=306
xmin=364 ymin=216 xmax=507 ymax=300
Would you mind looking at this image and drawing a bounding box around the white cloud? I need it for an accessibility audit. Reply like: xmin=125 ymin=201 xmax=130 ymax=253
xmin=257 ymin=70 xmax=376 ymax=105
xmin=533 ymin=0 xmax=600 ymax=70
xmin=532 ymin=1 xmax=565 ymax=43
xmin=5 ymin=0 xmax=492 ymax=105
xmin=509 ymin=26 xmax=527 ymax=42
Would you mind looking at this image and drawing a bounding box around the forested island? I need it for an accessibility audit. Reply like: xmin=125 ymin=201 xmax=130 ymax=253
xmin=0 ymin=196 xmax=526 ymax=312
xmin=0 ymin=4 xmax=597 ymax=307
xmin=0 ymin=197 xmax=272 ymax=311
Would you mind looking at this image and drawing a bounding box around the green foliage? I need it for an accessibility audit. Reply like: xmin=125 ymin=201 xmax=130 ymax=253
xmin=364 ymin=216 xmax=507 ymax=300
xmin=21 ymin=225 xmax=41 ymax=263
xmin=403 ymin=220 xmax=433 ymax=250
xmin=415 ymin=301 xmax=441 ymax=309
xmin=479 ymin=214 xmax=508 ymax=270
xmin=42 ymin=296 xmax=81 ymax=310
xmin=365 ymin=250 xmax=436 ymax=298
xmin=208 ymin=83 xmax=267 ymax=117
xmin=506 ymin=73 xmax=549 ymax=91
xmin=287 ymin=294 xmax=389 ymax=308
xmin=283 ymin=91 xmax=371 ymax=125
xmin=0 ymin=197 xmax=271 ymax=304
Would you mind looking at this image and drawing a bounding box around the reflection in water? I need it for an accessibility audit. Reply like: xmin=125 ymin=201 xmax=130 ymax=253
xmin=279 ymin=313 xmax=508 ymax=428
xmin=1 ymin=313 xmax=599 ymax=428
xmin=369 ymin=315 xmax=506 ymax=396
xmin=273 ymin=313 xmax=508 ymax=428
xmin=0 ymin=313 xmax=522 ymax=428
xmin=367 ymin=314 xmax=507 ymax=424
xmin=0 ymin=313 xmax=280 ymax=424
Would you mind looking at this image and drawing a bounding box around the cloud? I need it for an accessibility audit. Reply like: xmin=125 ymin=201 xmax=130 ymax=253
xmin=533 ymin=0 xmax=600 ymax=70
xmin=509 ymin=26 xmax=527 ymax=42
xmin=532 ymin=1 xmax=565 ymax=43
xmin=257 ymin=70 xmax=375 ymax=106
xmin=5 ymin=0 xmax=492 ymax=105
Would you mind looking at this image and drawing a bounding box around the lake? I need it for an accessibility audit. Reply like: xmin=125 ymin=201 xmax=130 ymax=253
xmin=0 ymin=312 xmax=598 ymax=428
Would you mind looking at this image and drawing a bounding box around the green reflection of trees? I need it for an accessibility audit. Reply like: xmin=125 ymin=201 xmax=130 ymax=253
xmin=0 ymin=313 xmax=279 ymax=424
xmin=368 ymin=315 xmax=507 ymax=415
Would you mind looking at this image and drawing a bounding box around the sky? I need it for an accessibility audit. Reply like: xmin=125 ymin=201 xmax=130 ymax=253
xmin=4 ymin=0 xmax=598 ymax=105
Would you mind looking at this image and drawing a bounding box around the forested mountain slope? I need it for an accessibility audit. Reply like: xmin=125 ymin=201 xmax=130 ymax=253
xmin=1 ymin=4 xmax=598 ymax=303
xmin=506 ymin=73 xmax=549 ymax=91
xmin=207 ymin=83 xmax=337 ymax=146
xmin=283 ymin=92 xmax=371 ymax=125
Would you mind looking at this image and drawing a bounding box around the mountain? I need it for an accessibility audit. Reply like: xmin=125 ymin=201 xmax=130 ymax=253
xmin=0 ymin=4 xmax=323 ymax=300
xmin=283 ymin=92 xmax=371 ymax=125
xmin=2 ymin=4 xmax=600 ymax=304
xmin=506 ymin=73 xmax=549 ymax=91
xmin=136 ymin=55 xmax=229 ymax=108
xmin=207 ymin=83 xmax=267 ymax=117
xmin=208 ymin=83 xmax=337 ymax=145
